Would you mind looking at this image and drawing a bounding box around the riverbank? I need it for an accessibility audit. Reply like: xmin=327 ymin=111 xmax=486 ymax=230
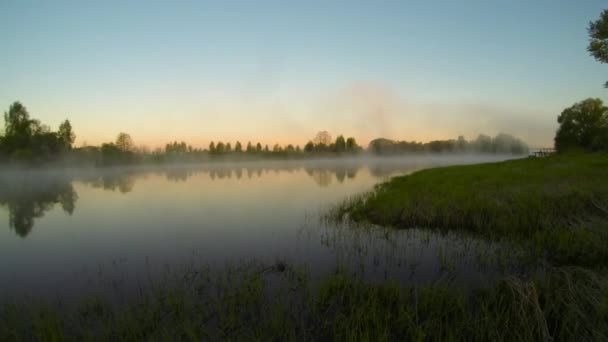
xmin=334 ymin=153 xmax=608 ymax=267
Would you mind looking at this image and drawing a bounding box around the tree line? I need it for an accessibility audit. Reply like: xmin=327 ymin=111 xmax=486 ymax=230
xmin=368 ymin=134 xmax=528 ymax=155
xmin=0 ymin=102 xmax=75 ymax=163
xmin=1 ymin=101 xmax=532 ymax=166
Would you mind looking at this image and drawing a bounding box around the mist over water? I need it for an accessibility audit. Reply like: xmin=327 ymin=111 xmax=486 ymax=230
xmin=0 ymin=155 xmax=523 ymax=299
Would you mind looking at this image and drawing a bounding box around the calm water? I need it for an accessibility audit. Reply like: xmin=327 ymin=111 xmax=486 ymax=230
xmin=0 ymin=155 xmax=524 ymax=299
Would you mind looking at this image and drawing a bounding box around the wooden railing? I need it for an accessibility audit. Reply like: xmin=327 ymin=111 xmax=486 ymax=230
xmin=529 ymin=148 xmax=556 ymax=157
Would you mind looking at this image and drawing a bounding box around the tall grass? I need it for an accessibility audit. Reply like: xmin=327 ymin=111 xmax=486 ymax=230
xmin=1 ymin=263 xmax=606 ymax=341
xmin=333 ymin=153 xmax=608 ymax=267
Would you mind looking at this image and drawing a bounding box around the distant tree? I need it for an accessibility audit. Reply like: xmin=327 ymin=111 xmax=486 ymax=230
xmin=313 ymin=131 xmax=332 ymax=146
xmin=272 ymin=144 xmax=282 ymax=152
xmin=256 ymin=142 xmax=262 ymax=152
xmin=209 ymin=141 xmax=216 ymax=153
xmin=246 ymin=141 xmax=253 ymax=152
xmin=30 ymin=128 xmax=62 ymax=158
xmin=100 ymin=142 xmax=121 ymax=164
xmin=4 ymin=101 xmax=32 ymax=150
xmin=166 ymin=141 xmax=188 ymax=154
xmin=235 ymin=141 xmax=242 ymax=152
xmin=115 ymin=133 xmax=134 ymax=153
xmin=304 ymin=141 xmax=314 ymax=152
xmin=286 ymin=144 xmax=295 ymax=152
xmin=345 ymin=137 xmax=359 ymax=152
xmin=456 ymin=135 xmax=468 ymax=151
xmin=473 ymin=134 xmax=493 ymax=153
xmin=368 ymin=138 xmax=396 ymax=154
xmin=295 ymin=145 xmax=301 ymax=153
xmin=58 ymin=119 xmax=75 ymax=149
xmin=492 ymin=134 xmax=527 ymax=154
xmin=225 ymin=142 xmax=232 ymax=152
xmin=334 ymin=135 xmax=346 ymax=152
xmin=588 ymin=9 xmax=608 ymax=87
xmin=216 ymin=142 xmax=225 ymax=153
xmin=555 ymin=98 xmax=608 ymax=152
xmin=264 ymin=145 xmax=269 ymax=152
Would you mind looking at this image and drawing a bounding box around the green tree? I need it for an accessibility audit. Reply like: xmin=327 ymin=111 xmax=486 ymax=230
xmin=588 ymin=9 xmax=608 ymax=87
xmin=313 ymin=131 xmax=332 ymax=146
xmin=304 ymin=141 xmax=314 ymax=152
xmin=346 ymin=137 xmax=358 ymax=152
xmin=334 ymin=135 xmax=346 ymax=152
xmin=216 ymin=142 xmax=225 ymax=153
xmin=555 ymin=98 xmax=608 ymax=152
xmin=225 ymin=142 xmax=232 ymax=152
xmin=58 ymin=120 xmax=75 ymax=149
xmin=4 ymin=101 xmax=33 ymax=150
xmin=115 ymin=133 xmax=134 ymax=153
xmin=235 ymin=141 xmax=242 ymax=152
xmin=256 ymin=142 xmax=262 ymax=152
xmin=246 ymin=141 xmax=253 ymax=152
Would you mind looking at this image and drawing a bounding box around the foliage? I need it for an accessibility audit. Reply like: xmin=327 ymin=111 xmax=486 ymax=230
xmin=303 ymin=131 xmax=361 ymax=154
xmin=313 ymin=130 xmax=332 ymax=146
xmin=58 ymin=120 xmax=75 ymax=149
xmin=588 ymin=9 xmax=608 ymax=87
xmin=334 ymin=135 xmax=346 ymax=152
xmin=165 ymin=141 xmax=188 ymax=154
xmin=97 ymin=133 xmax=138 ymax=165
xmin=115 ymin=133 xmax=134 ymax=153
xmin=368 ymin=133 xmax=528 ymax=155
xmin=555 ymin=98 xmax=608 ymax=152
xmin=1 ymin=101 xmax=76 ymax=162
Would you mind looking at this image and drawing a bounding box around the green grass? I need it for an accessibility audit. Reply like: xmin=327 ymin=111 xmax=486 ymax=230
xmin=334 ymin=153 xmax=608 ymax=267
xmin=1 ymin=263 xmax=607 ymax=341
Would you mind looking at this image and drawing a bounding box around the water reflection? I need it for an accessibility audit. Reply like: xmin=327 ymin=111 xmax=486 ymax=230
xmin=0 ymin=163 xmax=366 ymax=237
xmin=82 ymin=171 xmax=137 ymax=193
xmin=159 ymin=163 xmax=363 ymax=187
xmin=0 ymin=175 xmax=77 ymax=237
xmin=0 ymin=155 xmax=521 ymax=299
xmin=0 ymin=156 xmax=514 ymax=239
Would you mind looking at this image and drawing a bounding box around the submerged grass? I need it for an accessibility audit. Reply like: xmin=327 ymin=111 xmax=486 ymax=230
xmin=333 ymin=153 xmax=608 ymax=267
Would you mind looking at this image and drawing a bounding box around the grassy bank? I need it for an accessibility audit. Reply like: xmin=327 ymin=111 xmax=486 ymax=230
xmin=334 ymin=153 xmax=608 ymax=267
xmin=1 ymin=263 xmax=607 ymax=341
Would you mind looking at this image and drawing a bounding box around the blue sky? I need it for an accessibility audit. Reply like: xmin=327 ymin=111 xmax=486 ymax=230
xmin=1 ymin=1 xmax=606 ymax=147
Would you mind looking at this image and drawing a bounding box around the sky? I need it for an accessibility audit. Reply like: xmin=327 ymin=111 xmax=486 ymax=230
xmin=1 ymin=1 xmax=606 ymax=149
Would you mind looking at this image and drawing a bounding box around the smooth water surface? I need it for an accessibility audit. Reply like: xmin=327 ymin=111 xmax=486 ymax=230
xmin=0 ymin=156 xmax=524 ymax=298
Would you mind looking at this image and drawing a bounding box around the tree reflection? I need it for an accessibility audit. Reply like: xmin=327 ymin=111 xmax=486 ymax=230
xmin=305 ymin=168 xmax=333 ymax=187
xmin=0 ymin=176 xmax=78 ymax=238
xmin=165 ymin=168 xmax=190 ymax=182
xmin=84 ymin=172 xmax=136 ymax=193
